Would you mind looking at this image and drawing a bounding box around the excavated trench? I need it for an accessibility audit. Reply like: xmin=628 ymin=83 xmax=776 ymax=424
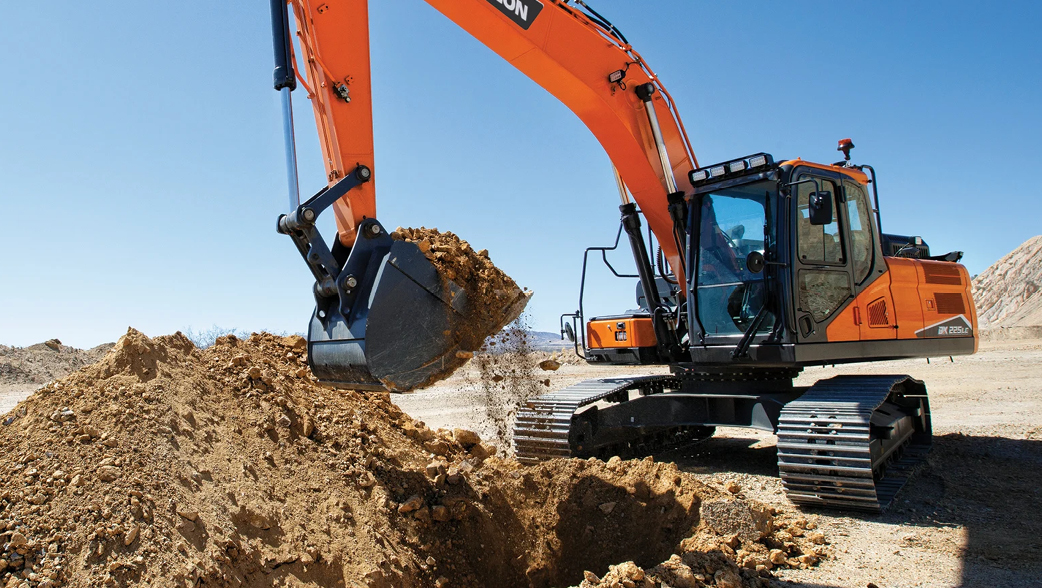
xmin=367 ymin=456 xmax=710 ymax=588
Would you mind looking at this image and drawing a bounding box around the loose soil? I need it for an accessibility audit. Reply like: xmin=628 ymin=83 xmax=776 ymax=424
xmin=470 ymin=316 xmax=544 ymax=449
xmin=0 ymin=330 xmax=822 ymax=588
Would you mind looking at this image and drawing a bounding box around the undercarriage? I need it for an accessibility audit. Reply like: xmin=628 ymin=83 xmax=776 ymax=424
xmin=514 ymin=371 xmax=930 ymax=512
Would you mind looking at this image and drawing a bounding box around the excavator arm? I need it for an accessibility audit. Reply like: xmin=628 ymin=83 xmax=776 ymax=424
xmin=271 ymin=0 xmax=699 ymax=390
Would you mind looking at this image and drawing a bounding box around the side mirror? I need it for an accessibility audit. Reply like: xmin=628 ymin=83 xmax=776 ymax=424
xmin=746 ymin=251 xmax=765 ymax=274
xmin=808 ymin=191 xmax=833 ymax=226
xmin=562 ymin=322 xmax=576 ymax=343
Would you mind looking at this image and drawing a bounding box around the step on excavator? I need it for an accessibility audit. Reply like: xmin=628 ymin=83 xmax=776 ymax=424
xmin=269 ymin=0 xmax=978 ymax=512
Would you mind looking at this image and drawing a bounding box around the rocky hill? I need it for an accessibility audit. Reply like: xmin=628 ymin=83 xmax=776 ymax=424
xmin=0 ymin=340 xmax=113 ymax=387
xmin=972 ymin=235 xmax=1042 ymax=328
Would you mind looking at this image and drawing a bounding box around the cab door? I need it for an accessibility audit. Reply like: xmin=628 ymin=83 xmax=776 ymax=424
xmin=791 ymin=170 xmax=857 ymax=343
xmin=842 ymin=180 xmax=897 ymax=341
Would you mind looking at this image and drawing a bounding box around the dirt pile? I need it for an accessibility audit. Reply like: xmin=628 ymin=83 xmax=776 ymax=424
xmin=973 ymin=235 xmax=1042 ymax=328
xmin=0 ymin=342 xmax=113 ymax=387
xmin=0 ymin=330 xmax=821 ymax=587
xmin=392 ymin=227 xmax=531 ymax=353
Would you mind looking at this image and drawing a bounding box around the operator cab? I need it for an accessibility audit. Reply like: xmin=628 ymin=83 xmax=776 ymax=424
xmin=683 ymin=145 xmax=973 ymax=365
xmin=685 ymin=150 xmax=886 ymax=358
xmin=565 ymin=142 xmax=974 ymax=368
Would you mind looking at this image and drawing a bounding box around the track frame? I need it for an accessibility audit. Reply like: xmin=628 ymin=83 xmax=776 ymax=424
xmin=514 ymin=373 xmax=931 ymax=513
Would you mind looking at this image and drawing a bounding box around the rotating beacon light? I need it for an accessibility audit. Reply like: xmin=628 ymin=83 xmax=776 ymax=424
xmin=837 ymin=138 xmax=855 ymax=161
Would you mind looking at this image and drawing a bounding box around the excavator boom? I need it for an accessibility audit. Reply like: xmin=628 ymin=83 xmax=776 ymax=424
xmin=271 ymin=0 xmax=699 ymax=390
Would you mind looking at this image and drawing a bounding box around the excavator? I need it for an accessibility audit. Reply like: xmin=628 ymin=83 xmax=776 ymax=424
xmin=269 ymin=0 xmax=978 ymax=512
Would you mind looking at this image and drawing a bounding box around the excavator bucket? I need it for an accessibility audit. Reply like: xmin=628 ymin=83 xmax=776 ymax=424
xmin=277 ymin=170 xmax=529 ymax=393
xmin=303 ymin=232 xmax=461 ymax=391
xmin=296 ymin=219 xmax=529 ymax=392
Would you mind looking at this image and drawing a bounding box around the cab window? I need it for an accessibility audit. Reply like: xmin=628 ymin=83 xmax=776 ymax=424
xmin=797 ymin=178 xmax=843 ymax=264
xmin=695 ymin=182 xmax=775 ymax=336
xmin=844 ymin=181 xmax=874 ymax=283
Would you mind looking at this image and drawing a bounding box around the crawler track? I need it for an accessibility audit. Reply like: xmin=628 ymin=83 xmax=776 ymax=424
xmin=776 ymin=375 xmax=931 ymax=512
xmin=513 ymin=375 xmax=692 ymax=462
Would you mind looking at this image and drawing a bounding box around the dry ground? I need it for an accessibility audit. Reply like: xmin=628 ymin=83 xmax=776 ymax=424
xmin=0 ymin=384 xmax=37 ymax=416
xmin=394 ymin=339 xmax=1042 ymax=588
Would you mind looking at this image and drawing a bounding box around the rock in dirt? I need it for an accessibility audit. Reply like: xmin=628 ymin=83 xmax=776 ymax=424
xmin=699 ymin=499 xmax=773 ymax=543
xmin=8 ymin=532 xmax=27 ymax=548
xmin=452 ymin=428 xmax=481 ymax=448
xmin=651 ymin=554 xmax=700 ymax=588
xmin=124 ymin=524 xmax=140 ymax=546
xmin=96 ymin=465 xmax=120 ymax=482
xmin=398 ymin=495 xmax=424 ymax=514
xmin=431 ymin=505 xmax=451 ymax=522
xmin=538 ymin=359 xmax=561 ymax=371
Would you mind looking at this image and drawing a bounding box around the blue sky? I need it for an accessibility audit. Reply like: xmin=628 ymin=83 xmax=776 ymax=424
xmin=2 ymin=1 xmax=1040 ymax=348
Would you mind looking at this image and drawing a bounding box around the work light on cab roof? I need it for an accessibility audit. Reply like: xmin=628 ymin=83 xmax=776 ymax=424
xmin=688 ymin=153 xmax=774 ymax=186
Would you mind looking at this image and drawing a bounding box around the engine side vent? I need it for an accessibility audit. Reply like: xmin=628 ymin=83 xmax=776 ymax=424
xmin=923 ymin=263 xmax=963 ymax=285
xmin=866 ymin=298 xmax=890 ymax=327
xmin=934 ymin=293 xmax=966 ymax=315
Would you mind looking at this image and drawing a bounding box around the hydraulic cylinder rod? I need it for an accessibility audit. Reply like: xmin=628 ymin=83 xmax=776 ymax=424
xmin=280 ymin=89 xmax=301 ymax=211
xmin=636 ymin=83 xmax=678 ymax=194
xmin=613 ymin=165 xmax=631 ymax=205
xmin=620 ymin=203 xmax=680 ymax=360
xmin=270 ymin=0 xmax=301 ymax=210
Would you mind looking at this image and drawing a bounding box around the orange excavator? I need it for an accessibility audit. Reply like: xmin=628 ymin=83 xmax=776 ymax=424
xmin=270 ymin=0 xmax=977 ymax=511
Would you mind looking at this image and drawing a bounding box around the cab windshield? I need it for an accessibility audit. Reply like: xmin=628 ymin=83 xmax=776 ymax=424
xmin=695 ymin=180 xmax=775 ymax=336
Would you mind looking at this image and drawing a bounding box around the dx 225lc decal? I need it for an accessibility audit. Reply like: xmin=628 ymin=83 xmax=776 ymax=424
xmin=485 ymin=0 xmax=544 ymax=30
xmin=915 ymin=315 xmax=973 ymax=338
